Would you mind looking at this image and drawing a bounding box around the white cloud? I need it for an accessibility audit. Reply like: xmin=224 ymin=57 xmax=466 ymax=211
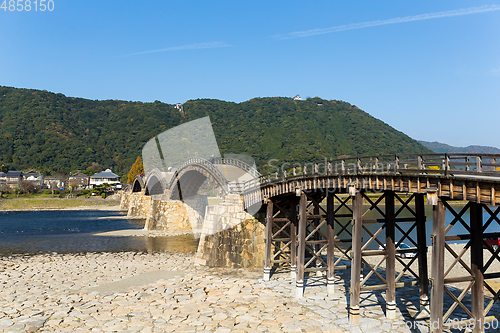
xmin=491 ymin=67 xmax=500 ymax=75
xmin=273 ymin=5 xmax=500 ymax=40
xmin=120 ymin=41 xmax=231 ymax=57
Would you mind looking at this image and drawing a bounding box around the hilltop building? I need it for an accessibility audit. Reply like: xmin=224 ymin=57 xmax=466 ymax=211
xmin=174 ymin=103 xmax=183 ymax=112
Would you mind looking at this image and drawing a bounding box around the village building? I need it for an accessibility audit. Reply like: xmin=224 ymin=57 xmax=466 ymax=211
xmin=43 ymin=176 xmax=65 ymax=190
xmin=23 ymin=170 xmax=43 ymax=188
xmin=0 ymin=172 xmax=6 ymax=187
xmin=68 ymin=172 xmax=89 ymax=189
xmin=0 ymin=171 xmax=23 ymax=189
xmin=89 ymin=169 xmax=120 ymax=188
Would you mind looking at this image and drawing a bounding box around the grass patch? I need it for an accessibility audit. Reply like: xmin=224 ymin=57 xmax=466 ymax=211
xmin=208 ymin=198 xmax=223 ymax=205
xmin=0 ymin=198 xmax=119 ymax=210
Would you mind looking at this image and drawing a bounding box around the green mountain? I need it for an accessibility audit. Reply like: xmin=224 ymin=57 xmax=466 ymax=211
xmin=0 ymin=86 xmax=431 ymax=176
xmin=419 ymin=141 xmax=500 ymax=154
xmin=184 ymin=98 xmax=432 ymax=172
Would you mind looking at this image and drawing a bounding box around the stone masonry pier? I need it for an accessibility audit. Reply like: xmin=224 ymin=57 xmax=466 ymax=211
xmin=120 ymin=190 xmax=266 ymax=268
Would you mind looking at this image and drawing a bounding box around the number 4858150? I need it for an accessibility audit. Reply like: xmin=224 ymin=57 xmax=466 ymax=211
xmin=1 ymin=0 xmax=55 ymax=11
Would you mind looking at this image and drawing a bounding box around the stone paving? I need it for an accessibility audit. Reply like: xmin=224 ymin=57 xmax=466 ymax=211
xmin=0 ymin=252 xmax=498 ymax=332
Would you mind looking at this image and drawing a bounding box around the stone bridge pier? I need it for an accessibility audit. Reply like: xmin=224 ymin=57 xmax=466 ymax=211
xmin=120 ymin=188 xmax=266 ymax=268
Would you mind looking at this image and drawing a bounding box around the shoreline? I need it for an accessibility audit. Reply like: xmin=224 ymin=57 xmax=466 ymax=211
xmin=93 ymin=228 xmax=195 ymax=237
xmin=0 ymin=204 xmax=124 ymax=212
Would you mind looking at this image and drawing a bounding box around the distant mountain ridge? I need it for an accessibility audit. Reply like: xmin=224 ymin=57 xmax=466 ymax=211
xmin=419 ymin=141 xmax=500 ymax=154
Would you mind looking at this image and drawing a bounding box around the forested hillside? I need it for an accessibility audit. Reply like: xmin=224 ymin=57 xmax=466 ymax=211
xmin=0 ymin=86 xmax=431 ymax=176
xmin=0 ymin=86 xmax=182 ymax=175
xmin=184 ymin=97 xmax=432 ymax=172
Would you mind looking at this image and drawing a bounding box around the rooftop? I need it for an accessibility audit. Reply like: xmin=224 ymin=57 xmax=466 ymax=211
xmin=5 ymin=171 xmax=23 ymax=176
xmin=70 ymin=172 xmax=89 ymax=177
xmin=91 ymin=169 xmax=119 ymax=179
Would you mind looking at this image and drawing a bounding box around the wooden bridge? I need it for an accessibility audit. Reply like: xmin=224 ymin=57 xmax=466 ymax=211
xmin=238 ymin=153 xmax=500 ymax=333
xmin=131 ymin=153 xmax=500 ymax=332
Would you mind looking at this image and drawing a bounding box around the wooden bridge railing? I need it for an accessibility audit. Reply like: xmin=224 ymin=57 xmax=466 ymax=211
xmin=164 ymin=154 xmax=500 ymax=195
xmin=236 ymin=153 xmax=500 ymax=193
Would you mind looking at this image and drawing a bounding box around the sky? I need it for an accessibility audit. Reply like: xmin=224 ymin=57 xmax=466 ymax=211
xmin=1 ymin=0 xmax=499 ymax=148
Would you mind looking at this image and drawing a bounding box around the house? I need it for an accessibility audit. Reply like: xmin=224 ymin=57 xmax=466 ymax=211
xmin=68 ymin=172 xmax=89 ymax=189
xmin=43 ymin=176 xmax=65 ymax=190
xmin=0 ymin=172 xmax=6 ymax=187
xmin=23 ymin=170 xmax=43 ymax=188
xmin=90 ymin=169 xmax=120 ymax=188
xmin=1 ymin=171 xmax=23 ymax=188
xmin=293 ymin=94 xmax=303 ymax=101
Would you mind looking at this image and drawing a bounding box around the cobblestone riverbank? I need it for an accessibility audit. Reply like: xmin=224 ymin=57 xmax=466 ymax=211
xmin=0 ymin=251 xmax=494 ymax=333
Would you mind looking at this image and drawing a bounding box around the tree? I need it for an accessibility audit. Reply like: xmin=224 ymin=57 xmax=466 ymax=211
xmin=20 ymin=181 xmax=36 ymax=194
xmin=84 ymin=168 xmax=100 ymax=176
xmin=127 ymin=156 xmax=144 ymax=183
xmin=0 ymin=184 xmax=6 ymax=198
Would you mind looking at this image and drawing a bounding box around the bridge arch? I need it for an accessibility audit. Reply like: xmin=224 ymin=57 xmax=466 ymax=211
xmin=144 ymin=168 xmax=168 ymax=196
xmin=168 ymin=159 xmax=230 ymax=200
xmin=131 ymin=175 xmax=145 ymax=193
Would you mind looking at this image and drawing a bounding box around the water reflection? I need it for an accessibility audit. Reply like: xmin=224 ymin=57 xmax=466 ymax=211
xmin=0 ymin=210 xmax=199 ymax=255
xmin=144 ymin=234 xmax=199 ymax=253
xmin=0 ymin=233 xmax=200 ymax=256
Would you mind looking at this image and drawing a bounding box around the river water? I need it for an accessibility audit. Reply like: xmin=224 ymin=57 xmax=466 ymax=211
xmin=1 ymin=204 xmax=498 ymax=255
xmin=0 ymin=210 xmax=199 ymax=255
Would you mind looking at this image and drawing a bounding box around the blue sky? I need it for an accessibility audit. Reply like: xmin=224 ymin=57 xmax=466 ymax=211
xmin=1 ymin=0 xmax=499 ymax=148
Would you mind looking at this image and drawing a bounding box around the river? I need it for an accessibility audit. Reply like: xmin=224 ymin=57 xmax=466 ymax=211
xmin=0 ymin=210 xmax=199 ymax=255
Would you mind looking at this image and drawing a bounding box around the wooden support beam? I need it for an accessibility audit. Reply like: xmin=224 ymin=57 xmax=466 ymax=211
xmin=385 ymin=191 xmax=397 ymax=319
xmin=470 ymin=202 xmax=485 ymax=333
xmin=264 ymin=199 xmax=273 ymax=281
xmin=314 ymin=201 xmax=322 ymax=276
xmin=361 ymin=280 xmax=418 ymax=292
xmin=327 ymin=194 xmax=335 ymax=295
xmin=296 ymin=192 xmax=307 ymax=298
xmin=350 ymin=190 xmax=363 ymax=326
xmin=416 ymin=193 xmax=430 ymax=313
xmin=290 ymin=199 xmax=297 ymax=279
xmin=431 ymin=200 xmax=446 ymax=333
xmin=491 ymin=186 xmax=496 ymax=206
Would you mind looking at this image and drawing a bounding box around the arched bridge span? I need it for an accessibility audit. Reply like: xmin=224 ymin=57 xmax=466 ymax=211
xmin=137 ymin=157 xmax=261 ymax=200
xmin=168 ymin=157 xmax=261 ymax=200
xmin=131 ymin=175 xmax=145 ymax=193
xmin=144 ymin=169 xmax=169 ymax=196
